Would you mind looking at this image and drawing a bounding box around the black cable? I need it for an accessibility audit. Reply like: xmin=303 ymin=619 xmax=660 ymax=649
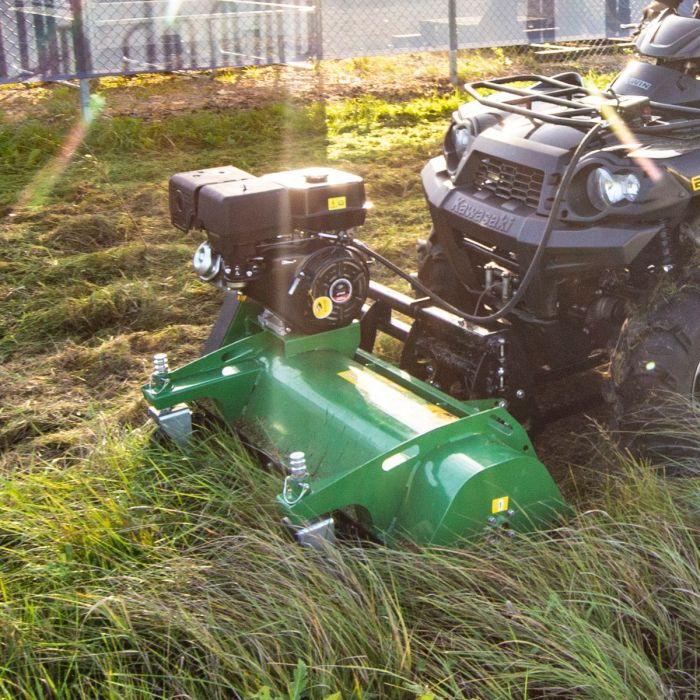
xmin=473 ymin=283 xmax=496 ymax=315
xmin=353 ymin=120 xmax=604 ymax=324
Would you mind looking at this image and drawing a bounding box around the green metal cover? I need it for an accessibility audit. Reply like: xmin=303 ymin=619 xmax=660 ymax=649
xmin=143 ymin=299 xmax=569 ymax=546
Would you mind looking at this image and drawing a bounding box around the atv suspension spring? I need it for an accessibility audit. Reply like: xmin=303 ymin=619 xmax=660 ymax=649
xmin=659 ymin=223 xmax=674 ymax=272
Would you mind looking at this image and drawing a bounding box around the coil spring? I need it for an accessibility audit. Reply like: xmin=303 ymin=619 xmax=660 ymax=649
xmin=659 ymin=223 xmax=674 ymax=272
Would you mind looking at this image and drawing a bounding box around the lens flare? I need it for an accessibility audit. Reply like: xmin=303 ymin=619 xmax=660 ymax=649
xmin=165 ymin=0 xmax=185 ymax=25
xmin=12 ymin=92 xmax=105 ymax=212
xmin=584 ymin=79 xmax=663 ymax=183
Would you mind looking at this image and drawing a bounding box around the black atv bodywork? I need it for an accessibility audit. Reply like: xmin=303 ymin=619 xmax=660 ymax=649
xmin=407 ymin=11 xmax=700 ymax=425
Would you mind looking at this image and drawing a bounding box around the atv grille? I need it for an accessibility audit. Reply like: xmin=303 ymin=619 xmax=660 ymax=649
xmin=473 ymin=155 xmax=544 ymax=208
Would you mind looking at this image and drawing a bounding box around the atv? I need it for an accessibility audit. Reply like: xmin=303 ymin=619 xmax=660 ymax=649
xmin=408 ymin=8 xmax=700 ymax=442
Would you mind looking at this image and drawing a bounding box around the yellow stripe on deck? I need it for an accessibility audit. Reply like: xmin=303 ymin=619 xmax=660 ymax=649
xmin=338 ymin=367 xmax=457 ymax=434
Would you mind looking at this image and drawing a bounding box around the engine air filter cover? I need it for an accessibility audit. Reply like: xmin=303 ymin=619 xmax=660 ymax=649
xmin=197 ymin=178 xmax=292 ymax=257
xmin=169 ymin=165 xmax=253 ymax=232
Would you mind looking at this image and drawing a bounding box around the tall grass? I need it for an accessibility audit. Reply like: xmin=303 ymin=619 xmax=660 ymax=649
xmin=0 ymin=424 xmax=696 ymax=698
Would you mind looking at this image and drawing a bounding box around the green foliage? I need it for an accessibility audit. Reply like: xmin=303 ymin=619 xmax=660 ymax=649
xmin=92 ymin=103 xmax=322 ymax=155
xmin=0 ymin=61 xmax=697 ymax=699
xmin=326 ymin=92 xmax=462 ymax=134
xmin=0 ymin=119 xmax=66 ymax=210
xmin=0 ymin=426 xmax=697 ymax=698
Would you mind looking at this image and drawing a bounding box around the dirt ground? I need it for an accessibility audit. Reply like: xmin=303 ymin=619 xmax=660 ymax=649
xmin=0 ymin=48 xmax=623 ymax=122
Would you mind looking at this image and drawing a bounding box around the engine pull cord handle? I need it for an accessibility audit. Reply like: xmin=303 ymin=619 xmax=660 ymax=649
xmin=288 ymin=271 xmax=306 ymax=296
xmin=285 ymin=237 xmax=360 ymax=298
xmin=351 ymin=120 xmax=603 ymax=325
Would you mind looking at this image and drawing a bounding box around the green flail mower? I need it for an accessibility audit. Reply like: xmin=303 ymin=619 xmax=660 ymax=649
xmin=143 ymin=165 xmax=570 ymax=548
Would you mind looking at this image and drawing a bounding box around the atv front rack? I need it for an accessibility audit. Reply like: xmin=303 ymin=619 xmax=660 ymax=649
xmin=465 ymin=73 xmax=700 ymax=133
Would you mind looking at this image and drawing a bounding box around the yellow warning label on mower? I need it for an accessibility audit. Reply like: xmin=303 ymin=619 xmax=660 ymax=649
xmin=692 ymin=176 xmax=700 ymax=192
xmin=492 ymin=496 xmax=509 ymax=514
xmin=328 ymin=196 xmax=347 ymax=210
xmin=312 ymin=296 xmax=333 ymax=319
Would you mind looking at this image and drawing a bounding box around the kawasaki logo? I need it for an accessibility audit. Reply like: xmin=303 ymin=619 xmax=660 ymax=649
xmin=449 ymin=197 xmax=515 ymax=233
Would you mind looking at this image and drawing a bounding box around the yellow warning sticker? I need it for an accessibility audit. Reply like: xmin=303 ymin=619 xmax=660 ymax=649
xmin=492 ymin=496 xmax=509 ymax=514
xmin=692 ymin=176 xmax=700 ymax=192
xmin=337 ymin=367 xmax=457 ymax=433
xmin=328 ymin=196 xmax=347 ymax=211
xmin=312 ymin=296 xmax=333 ymax=319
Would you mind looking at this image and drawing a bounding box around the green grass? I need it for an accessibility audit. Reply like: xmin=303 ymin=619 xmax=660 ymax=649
xmin=0 ymin=427 xmax=697 ymax=698
xmin=2 ymin=58 xmax=698 ymax=698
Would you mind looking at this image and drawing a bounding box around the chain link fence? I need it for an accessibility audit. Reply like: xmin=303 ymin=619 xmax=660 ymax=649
xmin=0 ymin=0 xmax=656 ymax=84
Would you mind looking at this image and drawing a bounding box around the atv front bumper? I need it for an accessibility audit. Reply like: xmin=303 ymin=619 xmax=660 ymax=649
xmin=422 ymin=156 xmax=664 ymax=276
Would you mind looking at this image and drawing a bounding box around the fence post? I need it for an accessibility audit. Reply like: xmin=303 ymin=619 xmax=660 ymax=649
xmin=0 ymin=18 xmax=7 ymax=77
xmin=69 ymin=0 xmax=92 ymax=75
xmin=14 ymin=0 xmax=31 ymax=73
xmin=310 ymin=0 xmax=322 ymax=61
xmin=448 ymin=0 xmax=457 ymax=86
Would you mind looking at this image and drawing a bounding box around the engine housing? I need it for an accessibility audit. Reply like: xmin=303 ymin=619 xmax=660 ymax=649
xmin=169 ymin=165 xmax=369 ymax=333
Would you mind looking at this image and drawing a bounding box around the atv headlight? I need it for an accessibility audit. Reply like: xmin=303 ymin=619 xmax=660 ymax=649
xmin=589 ymin=167 xmax=641 ymax=207
xmin=453 ymin=125 xmax=472 ymax=160
xmin=444 ymin=120 xmax=474 ymax=173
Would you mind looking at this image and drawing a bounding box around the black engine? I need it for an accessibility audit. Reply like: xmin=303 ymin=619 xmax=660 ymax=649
xmin=169 ymin=165 xmax=369 ymax=333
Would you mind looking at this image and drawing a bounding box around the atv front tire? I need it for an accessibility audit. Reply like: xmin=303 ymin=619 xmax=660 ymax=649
xmin=610 ymin=276 xmax=700 ymax=460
